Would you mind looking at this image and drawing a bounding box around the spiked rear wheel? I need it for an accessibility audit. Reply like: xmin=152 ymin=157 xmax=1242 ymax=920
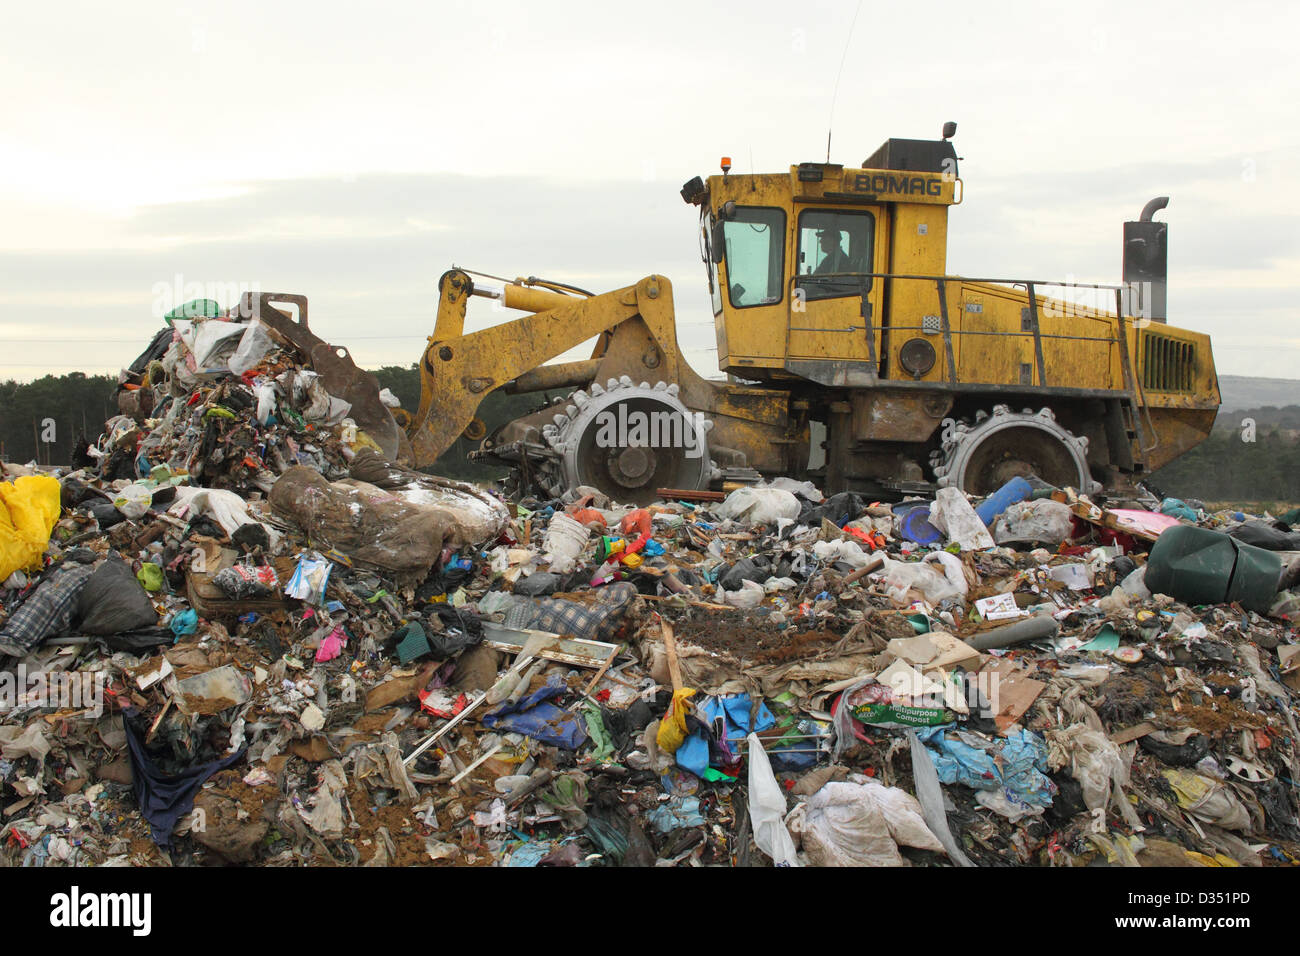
xmin=930 ymin=405 xmax=1100 ymax=496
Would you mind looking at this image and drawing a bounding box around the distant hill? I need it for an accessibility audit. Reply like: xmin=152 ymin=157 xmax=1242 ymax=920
xmin=1217 ymin=375 xmax=1300 ymax=414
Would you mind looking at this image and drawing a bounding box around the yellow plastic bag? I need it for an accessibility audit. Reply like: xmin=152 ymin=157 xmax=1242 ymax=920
xmin=655 ymin=687 xmax=696 ymax=755
xmin=0 ymin=475 xmax=61 ymax=580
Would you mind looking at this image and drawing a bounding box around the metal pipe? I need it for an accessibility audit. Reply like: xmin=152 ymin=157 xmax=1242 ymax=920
xmin=505 ymin=359 xmax=601 ymax=394
xmin=470 ymin=283 xmax=574 ymax=314
xmin=964 ymin=614 xmax=1059 ymax=651
xmin=1140 ymin=197 xmax=1170 ymax=222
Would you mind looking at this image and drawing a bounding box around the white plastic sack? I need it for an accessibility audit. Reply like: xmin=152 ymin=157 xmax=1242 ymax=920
xmin=928 ymin=488 xmax=995 ymax=550
xmin=171 ymin=486 xmax=283 ymax=551
xmin=746 ymin=733 xmax=800 ymax=867
xmin=254 ymin=383 xmax=278 ymax=425
xmin=715 ymin=487 xmax=801 ymax=525
xmin=228 ymin=318 xmax=274 ymax=376
xmin=788 ymin=779 xmax=945 ymax=867
xmin=1119 ymin=566 xmax=1152 ymax=599
xmin=1046 ymin=724 xmax=1129 ymax=815
xmin=542 ymin=512 xmax=590 ymax=573
xmin=878 ymin=552 xmax=966 ymax=605
xmin=923 ymin=550 xmax=969 ymax=597
xmin=812 ymin=538 xmax=874 ymax=569
xmin=113 ymin=483 xmax=153 ymax=520
xmin=993 ymin=499 xmax=1073 ymax=545
xmin=723 ymin=579 xmax=765 ymax=608
xmin=765 ymin=477 xmax=823 ymax=501
xmin=187 ymin=319 xmax=248 ymax=369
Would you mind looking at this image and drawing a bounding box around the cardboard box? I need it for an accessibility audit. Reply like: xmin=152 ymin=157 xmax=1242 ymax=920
xmin=883 ymin=632 xmax=983 ymax=675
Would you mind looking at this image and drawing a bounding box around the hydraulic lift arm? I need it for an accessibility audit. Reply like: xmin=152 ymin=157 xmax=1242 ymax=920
xmin=405 ymin=269 xmax=690 ymax=468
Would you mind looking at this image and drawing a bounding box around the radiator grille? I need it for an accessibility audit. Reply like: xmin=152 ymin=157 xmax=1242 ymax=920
xmin=1141 ymin=333 xmax=1196 ymax=392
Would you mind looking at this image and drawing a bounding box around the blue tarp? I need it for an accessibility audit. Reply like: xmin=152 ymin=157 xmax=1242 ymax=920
xmin=482 ymin=675 xmax=588 ymax=750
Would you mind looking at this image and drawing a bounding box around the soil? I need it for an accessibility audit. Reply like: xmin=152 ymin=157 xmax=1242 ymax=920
xmin=345 ymin=783 xmax=432 ymax=866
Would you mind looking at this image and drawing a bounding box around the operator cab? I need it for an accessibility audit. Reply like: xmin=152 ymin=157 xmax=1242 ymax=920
xmin=681 ymin=127 xmax=960 ymax=388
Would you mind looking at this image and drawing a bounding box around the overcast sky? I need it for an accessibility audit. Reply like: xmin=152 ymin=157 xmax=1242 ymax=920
xmin=2 ymin=0 xmax=1298 ymax=387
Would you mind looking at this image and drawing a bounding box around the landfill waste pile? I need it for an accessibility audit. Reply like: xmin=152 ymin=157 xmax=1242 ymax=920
xmin=2 ymin=312 xmax=1300 ymax=867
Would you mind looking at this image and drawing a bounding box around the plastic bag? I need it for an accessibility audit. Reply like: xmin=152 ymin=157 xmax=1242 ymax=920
xmin=75 ymin=554 xmax=158 ymax=635
xmin=254 ymin=383 xmax=278 ymax=425
xmin=1046 ymin=723 xmax=1129 ymax=815
xmin=765 ymin=477 xmax=823 ymax=501
xmin=113 ymin=483 xmax=153 ymax=520
xmin=542 ymin=512 xmax=589 ymax=573
xmin=928 ymin=488 xmax=995 ymax=550
xmin=992 ymin=499 xmax=1074 ymax=545
xmin=315 ymin=625 xmax=347 ymax=663
xmin=227 ymin=319 xmax=274 ymax=376
xmin=187 ymin=319 xmax=247 ymax=369
xmin=285 ymin=552 xmax=333 ymax=604
xmin=656 ymin=688 xmax=696 ymax=755
xmin=916 ymin=726 xmax=1056 ymax=822
xmin=1161 ymin=769 xmax=1251 ymax=831
xmin=172 ymin=486 xmax=282 ymax=551
xmin=879 ymin=552 xmax=966 ymax=605
xmin=812 ymin=538 xmax=874 ymax=569
xmin=1270 ymin=589 xmax=1300 ymax=623
xmin=1119 ymin=565 xmax=1152 ymax=599
xmin=906 ymin=730 xmax=976 ymax=866
xmin=0 ymin=475 xmax=61 ymax=580
xmin=213 ymin=564 xmax=279 ymax=599
xmin=722 ymin=579 xmax=764 ymax=608
xmin=715 ymin=487 xmax=801 ymax=525
xmin=746 ymin=732 xmax=800 ymax=866
xmin=787 ymin=779 xmax=944 ymax=866
xmin=136 ymin=562 xmax=164 ymax=592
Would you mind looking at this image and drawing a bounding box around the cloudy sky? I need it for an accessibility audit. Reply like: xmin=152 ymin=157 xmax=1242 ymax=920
xmin=2 ymin=0 xmax=1298 ymax=385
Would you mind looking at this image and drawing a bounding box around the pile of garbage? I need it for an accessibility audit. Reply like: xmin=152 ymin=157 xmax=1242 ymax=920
xmin=2 ymin=311 xmax=1300 ymax=867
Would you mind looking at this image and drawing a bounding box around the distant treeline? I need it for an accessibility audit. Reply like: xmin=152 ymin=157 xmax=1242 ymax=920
xmin=0 ymin=373 xmax=118 ymax=465
xmin=369 ymin=364 xmax=544 ymax=480
xmin=2 ymin=369 xmax=1295 ymax=502
xmin=1149 ymin=406 xmax=1300 ymax=505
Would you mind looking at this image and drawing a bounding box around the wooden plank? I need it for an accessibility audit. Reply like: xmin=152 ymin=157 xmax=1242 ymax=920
xmin=1110 ymin=721 xmax=1157 ymax=745
xmin=578 ymin=645 xmax=621 ymax=699
xmin=661 ymin=616 xmax=683 ymax=693
xmin=480 ymin=622 xmax=618 ymax=669
xmin=657 ymin=488 xmax=725 ymax=502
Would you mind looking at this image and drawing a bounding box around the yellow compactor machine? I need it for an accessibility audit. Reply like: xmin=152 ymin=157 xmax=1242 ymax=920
xmin=248 ymin=124 xmax=1220 ymax=505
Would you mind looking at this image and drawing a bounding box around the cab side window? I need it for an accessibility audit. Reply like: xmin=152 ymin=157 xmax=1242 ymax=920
xmin=722 ymin=207 xmax=785 ymax=308
xmin=796 ymin=209 xmax=874 ymax=301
